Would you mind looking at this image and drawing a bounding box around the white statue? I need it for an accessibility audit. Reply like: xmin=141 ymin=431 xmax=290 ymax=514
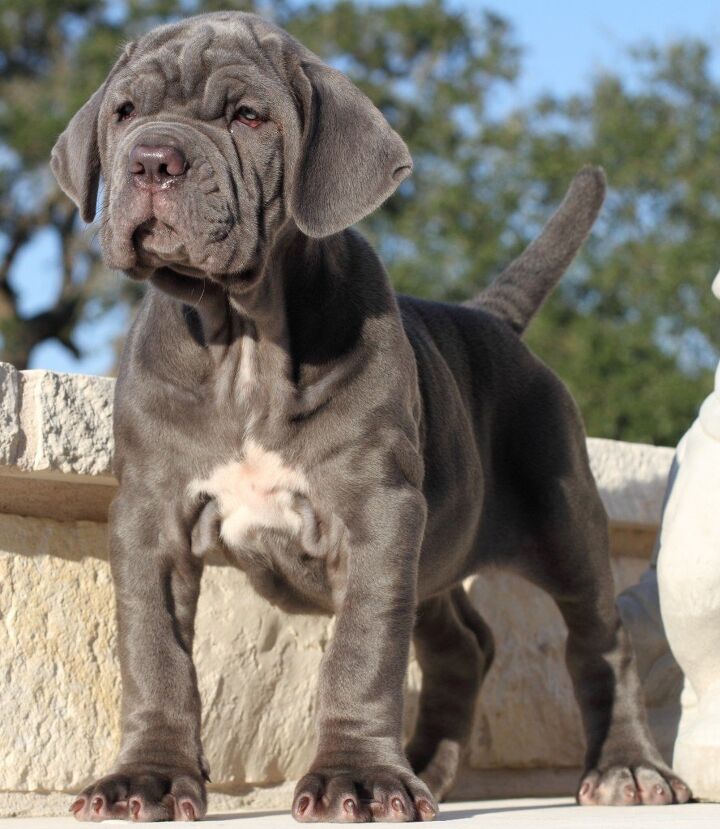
xmin=656 ymin=270 xmax=720 ymax=801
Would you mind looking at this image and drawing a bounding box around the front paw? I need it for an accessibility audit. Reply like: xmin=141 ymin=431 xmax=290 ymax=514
xmin=71 ymin=767 xmax=206 ymax=822
xmin=292 ymin=764 xmax=437 ymax=823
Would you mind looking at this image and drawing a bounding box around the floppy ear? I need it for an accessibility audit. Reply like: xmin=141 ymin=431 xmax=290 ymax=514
xmin=49 ymin=41 xmax=137 ymax=222
xmin=286 ymin=60 xmax=413 ymax=238
xmin=50 ymin=84 xmax=107 ymax=223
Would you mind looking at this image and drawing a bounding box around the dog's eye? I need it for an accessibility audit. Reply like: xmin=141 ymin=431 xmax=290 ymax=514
xmin=116 ymin=102 xmax=135 ymax=122
xmin=232 ymin=105 xmax=263 ymax=129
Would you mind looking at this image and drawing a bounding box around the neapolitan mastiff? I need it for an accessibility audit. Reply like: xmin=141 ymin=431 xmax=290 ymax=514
xmin=51 ymin=10 xmax=691 ymax=823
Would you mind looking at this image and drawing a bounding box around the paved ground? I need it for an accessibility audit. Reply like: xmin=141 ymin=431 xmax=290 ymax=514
xmin=1 ymin=799 xmax=718 ymax=827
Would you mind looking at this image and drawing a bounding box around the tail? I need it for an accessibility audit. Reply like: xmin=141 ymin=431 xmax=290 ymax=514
xmin=471 ymin=166 xmax=606 ymax=335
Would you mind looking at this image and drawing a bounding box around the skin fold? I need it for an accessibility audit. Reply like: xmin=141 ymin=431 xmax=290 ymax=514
xmin=50 ymin=11 xmax=691 ymax=823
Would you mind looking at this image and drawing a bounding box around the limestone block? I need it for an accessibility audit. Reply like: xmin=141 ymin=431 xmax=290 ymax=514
xmin=0 ymin=364 xmax=115 ymax=522
xmin=18 ymin=370 xmax=114 ymax=477
xmin=0 ymin=363 xmax=114 ymax=476
xmin=587 ymin=438 xmax=674 ymax=529
xmin=0 ymin=516 xmax=118 ymax=791
xmin=194 ymin=568 xmax=333 ymax=785
xmin=587 ymin=438 xmax=674 ymax=558
xmin=0 ymin=513 xmax=333 ymax=794
xmin=0 ymin=364 xmax=21 ymax=465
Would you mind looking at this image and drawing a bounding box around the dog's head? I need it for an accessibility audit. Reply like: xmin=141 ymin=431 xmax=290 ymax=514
xmin=51 ymin=12 xmax=411 ymax=289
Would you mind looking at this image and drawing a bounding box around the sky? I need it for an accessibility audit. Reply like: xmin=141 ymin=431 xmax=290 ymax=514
xmin=480 ymin=0 xmax=720 ymax=102
xmin=14 ymin=0 xmax=720 ymax=375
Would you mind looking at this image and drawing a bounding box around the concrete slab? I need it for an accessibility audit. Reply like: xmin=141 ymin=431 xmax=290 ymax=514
xmin=0 ymin=799 xmax=718 ymax=827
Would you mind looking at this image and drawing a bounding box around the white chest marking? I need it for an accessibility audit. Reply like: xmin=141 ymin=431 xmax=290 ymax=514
xmin=238 ymin=333 xmax=257 ymax=395
xmin=189 ymin=440 xmax=309 ymax=548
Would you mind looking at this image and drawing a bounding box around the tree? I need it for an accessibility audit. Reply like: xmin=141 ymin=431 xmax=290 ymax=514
xmin=0 ymin=1 xmax=158 ymax=368
xmin=517 ymin=41 xmax=720 ymax=444
xmin=0 ymin=0 xmax=519 ymax=368
xmin=1 ymin=1 xmax=717 ymax=445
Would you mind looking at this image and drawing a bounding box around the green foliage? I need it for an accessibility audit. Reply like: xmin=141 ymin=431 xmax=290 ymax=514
xmin=284 ymin=1 xmax=523 ymax=300
xmin=0 ymin=1 xmax=717 ymax=445
xmin=518 ymin=40 xmax=720 ymax=443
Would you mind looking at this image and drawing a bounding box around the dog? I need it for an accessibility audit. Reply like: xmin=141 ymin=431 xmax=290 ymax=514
xmin=51 ymin=11 xmax=691 ymax=823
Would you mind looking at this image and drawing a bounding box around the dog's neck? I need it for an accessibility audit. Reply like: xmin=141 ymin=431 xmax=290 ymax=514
xmin=150 ymin=224 xmax=396 ymax=413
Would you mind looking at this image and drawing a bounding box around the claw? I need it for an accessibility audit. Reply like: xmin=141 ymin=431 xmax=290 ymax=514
xmin=649 ymin=783 xmax=671 ymax=804
xmin=623 ymin=784 xmax=639 ymax=804
xmin=416 ymin=798 xmax=437 ymax=821
xmin=70 ymin=798 xmax=85 ymax=816
xmin=671 ymin=779 xmax=692 ymax=804
xmin=343 ymin=797 xmax=358 ymax=817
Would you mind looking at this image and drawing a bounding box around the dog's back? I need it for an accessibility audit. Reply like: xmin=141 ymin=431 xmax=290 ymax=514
xmin=395 ymin=167 xmax=605 ymax=586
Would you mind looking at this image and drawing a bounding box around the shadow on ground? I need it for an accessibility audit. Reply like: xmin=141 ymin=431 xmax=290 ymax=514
xmin=205 ymin=801 xmax=575 ymax=822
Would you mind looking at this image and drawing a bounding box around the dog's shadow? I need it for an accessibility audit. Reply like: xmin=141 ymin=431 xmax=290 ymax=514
xmin=203 ymin=801 xmax=573 ymax=823
xmin=202 ymin=811 xmax=285 ymax=821
xmin=437 ymin=801 xmax=574 ymax=821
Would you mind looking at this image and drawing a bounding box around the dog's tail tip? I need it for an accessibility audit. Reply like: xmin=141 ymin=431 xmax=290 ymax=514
xmin=473 ymin=164 xmax=607 ymax=335
xmin=572 ymin=163 xmax=607 ymax=209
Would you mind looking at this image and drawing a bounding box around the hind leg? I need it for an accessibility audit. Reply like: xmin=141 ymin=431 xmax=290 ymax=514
xmin=521 ymin=456 xmax=691 ymax=805
xmin=559 ymin=585 xmax=690 ymax=805
xmin=503 ymin=361 xmax=692 ymax=805
xmin=405 ymin=586 xmax=494 ymax=800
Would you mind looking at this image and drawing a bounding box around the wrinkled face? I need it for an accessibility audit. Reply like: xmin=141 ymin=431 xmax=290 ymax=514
xmin=99 ymin=21 xmax=289 ymax=281
xmin=51 ymin=12 xmax=412 ymax=291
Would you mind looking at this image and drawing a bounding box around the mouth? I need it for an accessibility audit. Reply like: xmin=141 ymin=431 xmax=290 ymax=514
xmin=133 ymin=234 xmax=263 ymax=299
xmin=129 ymin=217 xmax=254 ymax=286
xmin=135 ymin=219 xmax=264 ymax=292
xmin=112 ymin=210 xmax=260 ymax=293
xmin=132 ymin=217 xmax=188 ymax=264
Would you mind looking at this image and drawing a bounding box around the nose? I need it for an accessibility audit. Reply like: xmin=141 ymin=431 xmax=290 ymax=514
xmin=128 ymin=144 xmax=187 ymax=187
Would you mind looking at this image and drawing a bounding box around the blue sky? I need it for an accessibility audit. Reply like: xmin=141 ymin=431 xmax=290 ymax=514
xmin=15 ymin=0 xmax=720 ymax=375
xmin=481 ymin=0 xmax=719 ymax=102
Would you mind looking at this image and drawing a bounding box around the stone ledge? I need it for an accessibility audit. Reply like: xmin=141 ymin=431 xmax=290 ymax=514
xmin=0 ymin=364 xmax=114 ymax=522
xmin=0 ymin=364 xmax=674 ymax=555
xmin=0 ymin=365 xmax=113 ymax=476
xmin=587 ymin=437 xmax=674 ymax=558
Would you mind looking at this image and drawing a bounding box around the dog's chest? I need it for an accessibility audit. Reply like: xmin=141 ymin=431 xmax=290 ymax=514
xmin=189 ymin=440 xmax=347 ymax=613
xmin=191 ymin=440 xmax=307 ymax=541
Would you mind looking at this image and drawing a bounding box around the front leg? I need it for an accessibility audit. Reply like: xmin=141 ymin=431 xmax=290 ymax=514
xmin=293 ymin=485 xmax=437 ymax=823
xmin=73 ymin=493 xmax=207 ymax=822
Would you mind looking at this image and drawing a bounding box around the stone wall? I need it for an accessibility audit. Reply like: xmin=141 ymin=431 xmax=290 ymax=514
xmin=0 ymin=363 xmax=676 ymax=816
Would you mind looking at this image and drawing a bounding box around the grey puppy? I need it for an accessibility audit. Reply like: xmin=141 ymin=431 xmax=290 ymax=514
xmin=51 ymin=10 xmax=690 ymax=824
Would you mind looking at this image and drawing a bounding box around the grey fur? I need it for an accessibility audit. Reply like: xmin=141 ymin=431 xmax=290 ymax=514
xmin=472 ymin=167 xmax=606 ymax=333
xmin=51 ymin=11 xmax=691 ymax=823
